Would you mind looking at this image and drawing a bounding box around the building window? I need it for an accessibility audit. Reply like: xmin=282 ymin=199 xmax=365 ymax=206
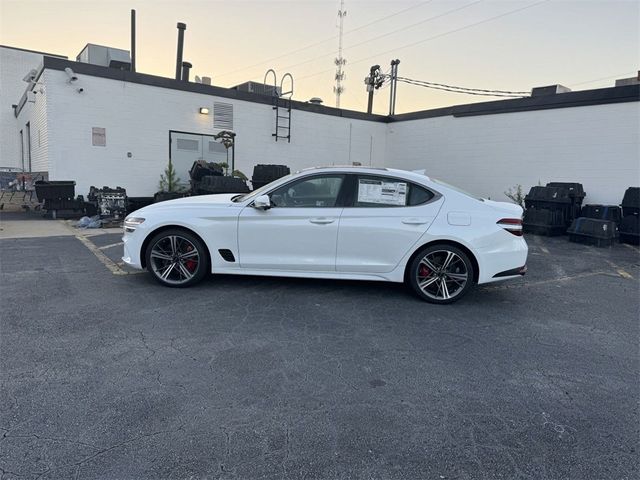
xmin=176 ymin=138 xmax=200 ymax=151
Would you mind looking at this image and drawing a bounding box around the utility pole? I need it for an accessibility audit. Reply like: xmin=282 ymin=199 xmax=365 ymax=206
xmin=364 ymin=65 xmax=383 ymax=114
xmin=334 ymin=0 xmax=347 ymax=108
xmin=388 ymin=59 xmax=400 ymax=116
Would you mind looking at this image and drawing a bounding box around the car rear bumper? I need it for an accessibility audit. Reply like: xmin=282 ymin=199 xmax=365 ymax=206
xmin=493 ymin=265 xmax=527 ymax=278
xmin=476 ymin=236 xmax=528 ymax=284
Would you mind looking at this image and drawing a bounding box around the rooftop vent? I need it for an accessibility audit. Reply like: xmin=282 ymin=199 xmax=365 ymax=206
xmin=76 ymin=44 xmax=131 ymax=70
xmin=530 ymin=84 xmax=572 ymax=97
xmin=308 ymin=97 xmax=323 ymax=104
xmin=232 ymin=81 xmax=281 ymax=97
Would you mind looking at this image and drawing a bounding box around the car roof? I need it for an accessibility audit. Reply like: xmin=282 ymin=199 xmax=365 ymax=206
xmin=297 ymin=166 xmax=431 ymax=182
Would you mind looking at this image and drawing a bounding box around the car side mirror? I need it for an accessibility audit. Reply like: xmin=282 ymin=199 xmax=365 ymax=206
xmin=253 ymin=194 xmax=271 ymax=210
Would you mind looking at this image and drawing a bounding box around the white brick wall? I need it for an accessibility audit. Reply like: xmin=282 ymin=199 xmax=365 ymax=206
xmin=0 ymin=47 xmax=48 ymax=169
xmin=14 ymin=65 xmax=640 ymax=204
xmin=386 ymin=102 xmax=640 ymax=204
xmin=42 ymin=70 xmax=388 ymax=196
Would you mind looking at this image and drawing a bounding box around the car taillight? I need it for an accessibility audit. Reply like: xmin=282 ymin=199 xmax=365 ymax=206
xmin=497 ymin=218 xmax=523 ymax=236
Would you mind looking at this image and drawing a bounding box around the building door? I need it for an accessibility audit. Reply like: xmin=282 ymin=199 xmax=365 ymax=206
xmin=169 ymin=131 xmax=229 ymax=185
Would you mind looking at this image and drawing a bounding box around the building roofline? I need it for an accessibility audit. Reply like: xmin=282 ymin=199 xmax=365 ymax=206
xmin=1 ymin=44 xmax=67 ymax=59
xmin=41 ymin=57 xmax=640 ymax=123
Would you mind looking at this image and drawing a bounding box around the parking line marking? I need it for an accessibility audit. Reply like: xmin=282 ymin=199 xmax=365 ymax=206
xmin=622 ymin=243 xmax=640 ymax=253
xmin=75 ymin=234 xmax=129 ymax=275
xmin=617 ymin=269 xmax=633 ymax=279
xmin=540 ymin=246 xmax=550 ymax=254
xmin=98 ymin=241 xmax=124 ymax=250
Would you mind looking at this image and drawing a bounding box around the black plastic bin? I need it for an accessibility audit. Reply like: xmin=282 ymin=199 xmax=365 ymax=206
xmin=189 ymin=160 xmax=223 ymax=181
xmin=567 ymin=218 xmax=618 ymax=247
xmin=126 ymin=197 xmax=154 ymax=214
xmin=193 ymin=176 xmax=250 ymax=195
xmin=34 ymin=180 xmax=76 ymax=202
xmin=580 ymin=204 xmax=621 ymax=223
xmin=619 ymin=215 xmax=640 ymax=245
xmin=523 ymin=207 xmax=567 ymax=236
xmin=524 ymin=185 xmax=582 ymax=228
xmin=251 ymin=164 xmax=290 ymax=190
xmin=621 ymin=187 xmax=639 ymax=217
xmin=546 ymin=182 xmax=585 ymax=200
xmin=154 ymin=192 xmax=188 ymax=203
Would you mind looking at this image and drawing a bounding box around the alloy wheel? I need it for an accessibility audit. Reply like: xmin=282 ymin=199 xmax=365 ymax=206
xmin=149 ymin=235 xmax=200 ymax=286
xmin=416 ymin=249 xmax=469 ymax=301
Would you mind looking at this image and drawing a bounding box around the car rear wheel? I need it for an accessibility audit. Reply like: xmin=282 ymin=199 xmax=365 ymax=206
xmin=145 ymin=229 xmax=208 ymax=287
xmin=408 ymin=245 xmax=474 ymax=304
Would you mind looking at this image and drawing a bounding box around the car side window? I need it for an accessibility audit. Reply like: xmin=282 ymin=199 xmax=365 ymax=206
xmin=270 ymin=175 xmax=345 ymax=208
xmin=354 ymin=176 xmax=434 ymax=207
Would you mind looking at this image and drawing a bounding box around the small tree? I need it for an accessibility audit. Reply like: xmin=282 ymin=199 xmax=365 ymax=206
xmin=158 ymin=161 xmax=184 ymax=192
xmin=504 ymin=184 xmax=525 ymax=207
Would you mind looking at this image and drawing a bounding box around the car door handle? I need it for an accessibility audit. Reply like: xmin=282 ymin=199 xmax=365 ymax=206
xmin=309 ymin=217 xmax=335 ymax=224
xmin=401 ymin=218 xmax=429 ymax=225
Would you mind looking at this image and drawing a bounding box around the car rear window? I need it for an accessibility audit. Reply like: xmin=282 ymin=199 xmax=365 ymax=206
xmin=354 ymin=176 xmax=434 ymax=207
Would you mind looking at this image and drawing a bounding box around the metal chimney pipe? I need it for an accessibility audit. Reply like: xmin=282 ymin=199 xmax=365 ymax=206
xmin=130 ymin=9 xmax=136 ymax=72
xmin=181 ymin=61 xmax=192 ymax=82
xmin=175 ymin=22 xmax=186 ymax=80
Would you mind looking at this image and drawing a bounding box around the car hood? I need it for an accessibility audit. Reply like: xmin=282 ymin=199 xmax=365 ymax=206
xmin=482 ymin=199 xmax=524 ymax=217
xmin=155 ymin=193 xmax=240 ymax=207
xmin=130 ymin=193 xmax=240 ymax=217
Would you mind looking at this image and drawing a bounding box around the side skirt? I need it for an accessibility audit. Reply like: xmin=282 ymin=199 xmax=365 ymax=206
xmin=212 ymin=267 xmax=401 ymax=283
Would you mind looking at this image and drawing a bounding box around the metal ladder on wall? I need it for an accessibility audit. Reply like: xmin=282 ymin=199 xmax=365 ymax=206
xmin=265 ymin=70 xmax=294 ymax=143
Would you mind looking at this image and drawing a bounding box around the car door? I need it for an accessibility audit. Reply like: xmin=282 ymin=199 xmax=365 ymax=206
xmin=238 ymin=174 xmax=347 ymax=271
xmin=336 ymin=174 xmax=444 ymax=273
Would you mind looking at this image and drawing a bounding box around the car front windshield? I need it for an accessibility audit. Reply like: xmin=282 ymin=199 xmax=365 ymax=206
xmin=232 ymin=173 xmax=295 ymax=202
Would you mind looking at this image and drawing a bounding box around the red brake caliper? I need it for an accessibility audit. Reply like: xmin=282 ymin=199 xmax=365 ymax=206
xmin=185 ymin=245 xmax=197 ymax=272
xmin=419 ymin=264 xmax=430 ymax=278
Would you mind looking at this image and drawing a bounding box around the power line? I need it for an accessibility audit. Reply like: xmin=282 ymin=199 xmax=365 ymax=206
xmin=215 ymin=0 xmax=435 ymax=79
xmin=392 ymin=75 xmax=530 ymax=95
xmin=296 ymin=0 xmax=549 ymax=81
xmin=394 ymin=76 xmax=528 ymax=97
xmin=569 ymin=71 xmax=636 ymax=87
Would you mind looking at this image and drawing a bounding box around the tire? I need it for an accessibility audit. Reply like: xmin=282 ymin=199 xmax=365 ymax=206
xmin=145 ymin=229 xmax=209 ymax=288
xmin=408 ymin=244 xmax=475 ymax=304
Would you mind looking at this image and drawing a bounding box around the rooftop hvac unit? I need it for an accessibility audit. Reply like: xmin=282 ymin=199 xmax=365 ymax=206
xmin=530 ymin=84 xmax=572 ymax=97
xmin=232 ymin=81 xmax=281 ymax=97
xmin=76 ymin=44 xmax=131 ymax=70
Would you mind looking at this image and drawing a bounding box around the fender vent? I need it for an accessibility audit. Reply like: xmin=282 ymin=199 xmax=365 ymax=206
xmin=218 ymin=249 xmax=235 ymax=262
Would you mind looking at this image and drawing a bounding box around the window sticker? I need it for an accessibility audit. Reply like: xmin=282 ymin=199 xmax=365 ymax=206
xmin=358 ymin=179 xmax=407 ymax=206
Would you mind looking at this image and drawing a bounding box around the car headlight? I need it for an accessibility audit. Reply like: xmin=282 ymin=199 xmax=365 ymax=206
xmin=124 ymin=217 xmax=145 ymax=228
xmin=125 ymin=217 xmax=145 ymax=225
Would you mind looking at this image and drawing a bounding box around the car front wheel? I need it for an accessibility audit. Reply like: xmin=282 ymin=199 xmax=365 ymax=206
xmin=408 ymin=244 xmax=474 ymax=304
xmin=145 ymin=229 xmax=208 ymax=287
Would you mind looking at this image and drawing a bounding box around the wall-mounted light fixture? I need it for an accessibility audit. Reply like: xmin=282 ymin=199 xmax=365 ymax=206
xmin=199 ymin=107 xmax=210 ymax=115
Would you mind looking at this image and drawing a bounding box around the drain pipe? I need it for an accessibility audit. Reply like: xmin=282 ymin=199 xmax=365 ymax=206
xmin=130 ymin=9 xmax=136 ymax=72
xmin=175 ymin=22 xmax=186 ymax=80
xmin=181 ymin=61 xmax=192 ymax=82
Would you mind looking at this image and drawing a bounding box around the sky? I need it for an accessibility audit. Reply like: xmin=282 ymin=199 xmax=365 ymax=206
xmin=1 ymin=0 xmax=638 ymax=115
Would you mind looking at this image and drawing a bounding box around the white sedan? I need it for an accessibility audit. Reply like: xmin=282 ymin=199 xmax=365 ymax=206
xmin=123 ymin=167 xmax=527 ymax=304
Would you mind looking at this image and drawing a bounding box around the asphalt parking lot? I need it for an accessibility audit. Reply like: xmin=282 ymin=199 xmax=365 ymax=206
xmin=1 ymin=213 xmax=638 ymax=480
